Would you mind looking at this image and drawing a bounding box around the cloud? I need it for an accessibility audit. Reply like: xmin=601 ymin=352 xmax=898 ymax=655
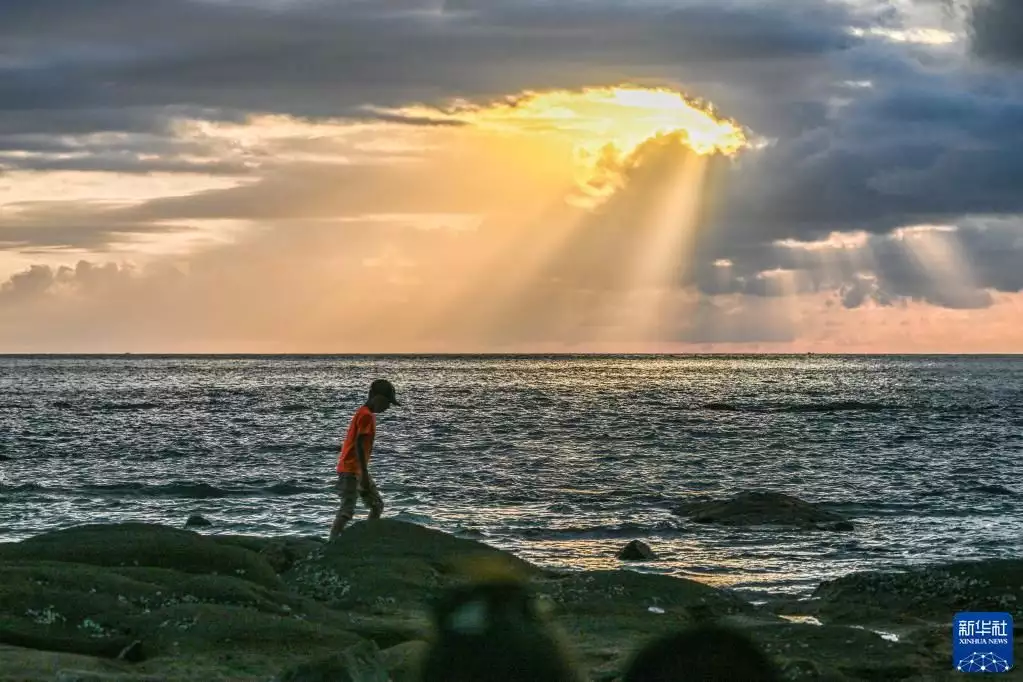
xmin=969 ymin=0 xmax=1023 ymax=64
xmin=0 ymin=0 xmax=859 ymax=128
xmin=3 ymin=0 xmax=1023 ymax=351
xmin=704 ymin=219 xmax=1023 ymax=311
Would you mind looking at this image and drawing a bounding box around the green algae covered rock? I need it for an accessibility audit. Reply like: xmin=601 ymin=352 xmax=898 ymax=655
xmin=0 ymin=523 xmax=282 ymax=589
xmin=811 ymin=558 xmax=1023 ymax=624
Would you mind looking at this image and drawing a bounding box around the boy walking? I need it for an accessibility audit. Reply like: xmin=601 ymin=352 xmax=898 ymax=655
xmin=330 ymin=379 xmax=400 ymax=539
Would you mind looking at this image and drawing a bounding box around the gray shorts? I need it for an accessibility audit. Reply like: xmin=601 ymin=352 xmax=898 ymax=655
xmin=335 ymin=473 xmax=383 ymax=519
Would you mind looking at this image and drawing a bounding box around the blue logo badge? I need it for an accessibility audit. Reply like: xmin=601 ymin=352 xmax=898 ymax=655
xmin=953 ymin=612 xmax=1013 ymax=673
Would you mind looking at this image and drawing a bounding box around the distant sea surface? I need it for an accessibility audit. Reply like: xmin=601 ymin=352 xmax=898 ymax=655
xmin=1 ymin=355 xmax=1021 ymax=597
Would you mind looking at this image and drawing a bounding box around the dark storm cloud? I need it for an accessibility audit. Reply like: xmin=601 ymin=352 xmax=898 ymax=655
xmin=706 ymin=63 xmax=1023 ymax=249
xmin=969 ymin=0 xmax=1023 ymax=64
xmin=0 ymin=0 xmax=860 ymax=125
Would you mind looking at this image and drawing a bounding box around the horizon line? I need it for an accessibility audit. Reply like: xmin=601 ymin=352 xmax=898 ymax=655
xmin=1 ymin=352 xmax=1022 ymax=358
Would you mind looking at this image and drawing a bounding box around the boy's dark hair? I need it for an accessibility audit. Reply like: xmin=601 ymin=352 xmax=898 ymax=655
xmin=622 ymin=625 xmax=780 ymax=682
xmin=368 ymin=379 xmax=400 ymax=405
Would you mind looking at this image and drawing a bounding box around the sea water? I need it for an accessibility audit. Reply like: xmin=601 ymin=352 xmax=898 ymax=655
xmin=1 ymin=355 xmax=1020 ymax=597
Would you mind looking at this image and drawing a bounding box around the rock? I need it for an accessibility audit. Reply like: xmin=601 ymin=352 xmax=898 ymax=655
xmin=283 ymin=519 xmax=541 ymax=610
xmin=617 ymin=541 xmax=657 ymax=561
xmin=275 ymin=640 xmax=388 ymax=682
xmin=973 ymin=484 xmax=1018 ymax=496
xmin=54 ymin=671 xmax=163 ymax=682
xmin=0 ymin=519 xmax=985 ymax=682
xmin=827 ymin=521 xmax=855 ymax=532
xmin=811 ymin=558 xmax=1023 ymax=624
xmin=379 ymin=640 xmax=429 ymax=682
xmin=184 ymin=514 xmax=211 ymax=528
xmin=115 ymin=639 xmax=144 ymax=662
xmin=672 ymin=491 xmax=850 ymax=529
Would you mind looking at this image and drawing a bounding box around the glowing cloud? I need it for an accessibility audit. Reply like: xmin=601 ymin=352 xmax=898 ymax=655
xmin=379 ymin=85 xmax=748 ymax=202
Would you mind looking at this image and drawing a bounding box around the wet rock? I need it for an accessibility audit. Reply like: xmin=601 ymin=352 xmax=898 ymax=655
xmin=274 ymin=640 xmax=387 ymax=682
xmin=0 ymin=522 xmax=282 ymax=588
xmin=115 ymin=639 xmax=144 ymax=662
xmin=827 ymin=522 xmax=855 ymax=532
xmin=617 ymin=541 xmax=657 ymax=561
xmin=0 ymin=519 xmax=983 ymax=681
xmin=184 ymin=514 xmax=211 ymax=528
xmin=283 ymin=519 xmax=541 ymax=609
xmin=379 ymin=640 xmax=429 ymax=682
xmin=811 ymin=558 xmax=1023 ymax=624
xmin=54 ymin=671 xmax=163 ymax=682
xmin=672 ymin=491 xmax=850 ymax=529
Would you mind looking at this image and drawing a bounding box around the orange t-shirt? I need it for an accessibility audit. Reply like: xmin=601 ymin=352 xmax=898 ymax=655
xmin=337 ymin=405 xmax=376 ymax=474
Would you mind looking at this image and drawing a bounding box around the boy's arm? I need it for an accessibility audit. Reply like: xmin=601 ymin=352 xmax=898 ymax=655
xmin=356 ymin=434 xmax=371 ymax=486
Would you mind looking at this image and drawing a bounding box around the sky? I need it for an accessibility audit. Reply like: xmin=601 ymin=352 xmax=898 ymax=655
xmin=1 ymin=0 xmax=1022 ymax=353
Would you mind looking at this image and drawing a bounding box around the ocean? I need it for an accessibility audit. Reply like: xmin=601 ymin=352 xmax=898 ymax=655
xmin=1 ymin=355 xmax=1020 ymax=598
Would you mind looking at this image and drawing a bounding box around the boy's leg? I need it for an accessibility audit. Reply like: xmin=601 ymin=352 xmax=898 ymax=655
xmin=330 ymin=474 xmax=359 ymax=539
xmin=360 ymin=485 xmax=384 ymax=521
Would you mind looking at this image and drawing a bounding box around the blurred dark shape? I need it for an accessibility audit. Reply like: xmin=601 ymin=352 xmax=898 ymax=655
xmin=419 ymin=556 xmax=583 ymax=682
xmin=622 ymin=625 xmax=780 ymax=682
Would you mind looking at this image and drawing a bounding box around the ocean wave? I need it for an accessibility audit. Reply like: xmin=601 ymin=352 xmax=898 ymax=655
xmin=516 ymin=521 xmax=683 ymax=541
xmin=263 ymin=482 xmax=318 ymax=496
xmin=703 ymin=401 xmax=894 ymax=413
xmin=1 ymin=481 xmax=323 ymax=498
xmin=97 ymin=402 xmax=162 ymax=411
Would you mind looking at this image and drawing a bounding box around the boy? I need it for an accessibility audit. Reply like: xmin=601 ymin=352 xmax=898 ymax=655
xmin=330 ymin=379 xmax=400 ymax=539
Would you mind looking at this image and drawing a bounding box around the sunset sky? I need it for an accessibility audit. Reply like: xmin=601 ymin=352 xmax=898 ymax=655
xmin=2 ymin=0 xmax=1022 ymax=353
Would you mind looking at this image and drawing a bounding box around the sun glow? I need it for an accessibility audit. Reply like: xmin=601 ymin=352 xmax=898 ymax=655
xmin=382 ymin=85 xmax=748 ymax=191
xmin=459 ymin=86 xmax=747 ymax=156
xmin=381 ymin=85 xmax=753 ymax=347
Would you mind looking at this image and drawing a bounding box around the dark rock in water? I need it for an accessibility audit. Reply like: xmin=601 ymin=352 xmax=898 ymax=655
xmin=275 ymin=640 xmax=387 ymax=682
xmin=672 ymin=491 xmax=850 ymax=529
xmin=0 ymin=454 xmax=11 ymax=461
xmin=971 ymin=484 xmax=1017 ymax=496
xmin=617 ymin=540 xmax=657 ymax=561
xmin=827 ymin=521 xmax=855 ymax=532
xmin=185 ymin=514 xmax=211 ymax=528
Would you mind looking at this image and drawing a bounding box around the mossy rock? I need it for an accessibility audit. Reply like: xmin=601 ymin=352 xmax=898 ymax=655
xmin=212 ymin=536 xmax=324 ymax=575
xmin=0 ymin=558 xmax=358 ymax=662
xmin=537 ymin=569 xmax=753 ymax=618
xmin=379 ymin=640 xmax=429 ymax=682
xmin=812 ymin=559 xmax=1023 ymax=624
xmin=0 ymin=524 xmax=282 ymax=590
xmin=283 ymin=520 xmax=540 ymax=610
xmin=274 ymin=640 xmax=388 ymax=682
xmin=121 ymin=602 xmax=363 ymax=657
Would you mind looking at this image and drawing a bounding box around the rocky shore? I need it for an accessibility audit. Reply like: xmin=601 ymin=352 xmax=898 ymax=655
xmin=0 ymin=500 xmax=1019 ymax=681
